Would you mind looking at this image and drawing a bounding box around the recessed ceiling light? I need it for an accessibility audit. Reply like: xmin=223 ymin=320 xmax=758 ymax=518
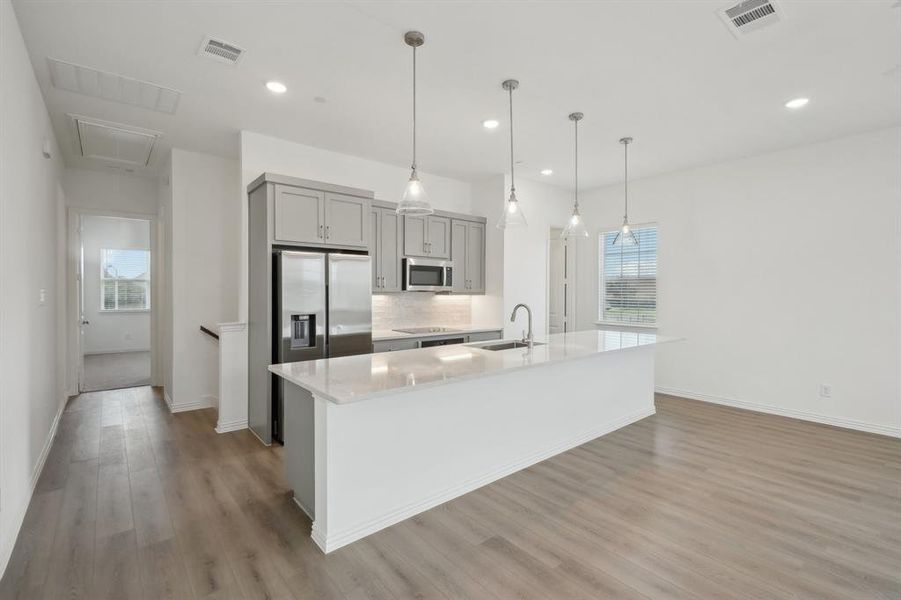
xmin=540 ymin=168 xmax=553 ymax=176
xmin=266 ymin=81 xmax=287 ymax=94
xmin=482 ymin=119 xmax=499 ymax=129
xmin=784 ymin=97 xmax=809 ymax=109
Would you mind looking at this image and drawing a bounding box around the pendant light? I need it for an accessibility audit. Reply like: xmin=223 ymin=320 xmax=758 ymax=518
xmin=397 ymin=31 xmax=434 ymax=216
xmin=496 ymin=79 xmax=527 ymax=228
xmin=561 ymin=112 xmax=588 ymax=239
xmin=612 ymin=136 xmax=638 ymax=246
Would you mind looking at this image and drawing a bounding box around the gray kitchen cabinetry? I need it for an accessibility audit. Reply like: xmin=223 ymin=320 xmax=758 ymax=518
xmin=372 ymin=329 xmax=502 ymax=353
xmin=450 ymin=219 xmax=486 ymax=293
xmin=370 ymin=204 xmax=402 ymax=293
xmin=404 ymin=215 xmax=450 ymax=259
xmin=271 ymin=180 xmax=371 ymax=249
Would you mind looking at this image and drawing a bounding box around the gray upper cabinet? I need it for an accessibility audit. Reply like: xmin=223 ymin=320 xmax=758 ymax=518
xmin=271 ymin=180 xmax=370 ymax=249
xmin=450 ymin=219 xmax=486 ymax=294
xmin=403 ymin=215 xmax=451 ymax=258
xmin=403 ymin=215 xmax=428 ymax=257
xmin=324 ymin=193 xmax=369 ymax=247
xmin=427 ymin=216 xmax=451 ymax=258
xmin=466 ymin=221 xmax=486 ymax=293
xmin=274 ymin=185 xmax=324 ymax=245
xmin=451 ymin=220 xmax=468 ymax=293
xmin=371 ymin=206 xmax=402 ymax=292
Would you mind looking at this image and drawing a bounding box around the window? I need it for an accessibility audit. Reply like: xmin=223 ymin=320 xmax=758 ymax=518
xmin=599 ymin=226 xmax=657 ymax=326
xmin=101 ymin=248 xmax=150 ymax=311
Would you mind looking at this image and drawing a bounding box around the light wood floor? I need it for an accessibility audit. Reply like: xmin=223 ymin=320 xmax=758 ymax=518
xmin=1 ymin=387 xmax=899 ymax=599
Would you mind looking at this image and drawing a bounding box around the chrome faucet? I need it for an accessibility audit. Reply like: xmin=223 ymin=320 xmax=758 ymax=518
xmin=510 ymin=303 xmax=533 ymax=348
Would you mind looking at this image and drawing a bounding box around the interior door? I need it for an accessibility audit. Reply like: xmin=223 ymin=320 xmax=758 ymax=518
xmin=548 ymin=229 xmax=567 ymax=334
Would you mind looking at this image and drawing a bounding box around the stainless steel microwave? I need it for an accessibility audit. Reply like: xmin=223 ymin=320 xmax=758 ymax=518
xmin=403 ymin=258 xmax=453 ymax=292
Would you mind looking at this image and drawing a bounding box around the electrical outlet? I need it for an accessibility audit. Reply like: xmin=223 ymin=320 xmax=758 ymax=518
xmin=38 ymin=288 xmax=46 ymax=306
xmin=818 ymin=384 xmax=832 ymax=398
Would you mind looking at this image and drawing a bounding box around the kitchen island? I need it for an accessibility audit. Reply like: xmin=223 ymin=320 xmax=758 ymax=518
xmin=269 ymin=329 xmax=678 ymax=553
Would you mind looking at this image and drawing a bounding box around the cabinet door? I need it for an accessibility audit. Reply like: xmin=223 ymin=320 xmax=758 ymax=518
xmin=466 ymin=222 xmax=486 ymax=293
xmin=370 ymin=208 xmax=380 ymax=291
xmin=274 ymin=185 xmax=324 ymax=244
xmin=324 ymin=193 xmax=370 ymax=248
xmin=427 ymin=216 xmax=451 ymax=258
xmin=403 ymin=215 xmax=429 ymax=257
xmin=379 ymin=209 xmax=402 ymax=292
xmin=450 ymin=220 xmax=468 ymax=293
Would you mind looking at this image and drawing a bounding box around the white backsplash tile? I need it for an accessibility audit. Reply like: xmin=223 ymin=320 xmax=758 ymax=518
xmin=372 ymin=294 xmax=472 ymax=330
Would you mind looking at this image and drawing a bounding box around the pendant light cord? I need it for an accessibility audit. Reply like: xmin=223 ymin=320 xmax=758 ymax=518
xmin=411 ymin=45 xmax=417 ymax=171
xmin=623 ymin=140 xmax=629 ymax=221
xmin=508 ymin=86 xmax=515 ymax=193
xmin=574 ymin=119 xmax=579 ymax=209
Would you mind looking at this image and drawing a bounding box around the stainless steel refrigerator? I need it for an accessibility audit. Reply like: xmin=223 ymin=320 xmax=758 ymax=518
xmin=271 ymin=250 xmax=372 ymax=441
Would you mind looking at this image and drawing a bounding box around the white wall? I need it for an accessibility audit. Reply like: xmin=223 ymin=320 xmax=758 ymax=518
xmin=63 ymin=167 xmax=159 ymax=214
xmin=80 ymin=215 xmax=151 ymax=354
xmin=0 ymin=0 xmax=67 ymax=576
xmin=500 ymin=177 xmax=577 ymax=338
xmin=163 ymin=148 xmax=240 ymax=411
xmin=576 ymin=127 xmax=901 ymax=435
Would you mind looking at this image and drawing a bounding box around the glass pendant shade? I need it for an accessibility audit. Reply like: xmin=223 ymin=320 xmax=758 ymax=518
xmin=612 ymin=221 xmax=638 ymax=246
xmin=496 ymin=190 xmax=527 ymax=228
xmin=561 ymin=206 xmax=588 ymax=238
xmin=398 ymin=169 xmax=433 ymax=215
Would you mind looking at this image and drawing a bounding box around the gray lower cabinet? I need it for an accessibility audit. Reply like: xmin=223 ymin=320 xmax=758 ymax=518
xmin=371 ymin=206 xmax=402 ymax=292
xmin=372 ymin=330 xmax=502 ymax=353
xmin=404 ymin=215 xmax=450 ymax=258
xmin=272 ymin=183 xmax=370 ymax=249
xmin=450 ymin=219 xmax=486 ymax=293
xmin=372 ymin=338 xmax=419 ymax=352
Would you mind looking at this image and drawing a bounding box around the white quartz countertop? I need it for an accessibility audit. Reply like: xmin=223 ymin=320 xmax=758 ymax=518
xmin=269 ymin=329 xmax=679 ymax=405
xmin=371 ymin=326 xmax=504 ymax=342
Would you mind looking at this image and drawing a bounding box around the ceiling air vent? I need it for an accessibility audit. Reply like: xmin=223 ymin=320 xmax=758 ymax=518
xmin=718 ymin=0 xmax=783 ymax=37
xmin=198 ymin=36 xmax=245 ymax=66
xmin=47 ymin=58 xmax=180 ymax=114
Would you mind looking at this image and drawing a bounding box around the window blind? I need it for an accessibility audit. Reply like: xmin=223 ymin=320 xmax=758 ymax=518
xmin=599 ymin=226 xmax=657 ymax=325
xmin=101 ymin=248 xmax=150 ymax=311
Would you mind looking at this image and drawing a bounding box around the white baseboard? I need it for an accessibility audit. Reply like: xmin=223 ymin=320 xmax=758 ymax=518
xmin=0 ymin=395 xmax=66 ymax=578
xmin=164 ymin=390 xmax=213 ymax=414
xmin=215 ymin=418 xmax=248 ymax=434
xmin=312 ymin=405 xmax=656 ymax=554
xmin=656 ymin=386 xmax=901 ymax=439
xmin=84 ymin=348 xmax=150 ymax=356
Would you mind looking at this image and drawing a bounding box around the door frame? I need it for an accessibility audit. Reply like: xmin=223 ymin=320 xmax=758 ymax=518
xmin=67 ymin=207 xmax=161 ymax=395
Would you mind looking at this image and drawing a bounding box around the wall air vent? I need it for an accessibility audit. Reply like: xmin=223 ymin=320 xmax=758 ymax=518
xmin=47 ymin=58 xmax=180 ymax=114
xmin=198 ymin=36 xmax=245 ymax=65
xmin=718 ymin=0 xmax=783 ymax=37
xmin=68 ymin=114 xmax=162 ymax=167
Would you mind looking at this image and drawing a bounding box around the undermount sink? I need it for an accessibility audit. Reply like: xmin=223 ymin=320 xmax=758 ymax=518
xmin=479 ymin=341 xmax=545 ymax=351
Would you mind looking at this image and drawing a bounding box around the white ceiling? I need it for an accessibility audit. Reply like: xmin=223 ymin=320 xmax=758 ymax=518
xmin=13 ymin=0 xmax=901 ymax=189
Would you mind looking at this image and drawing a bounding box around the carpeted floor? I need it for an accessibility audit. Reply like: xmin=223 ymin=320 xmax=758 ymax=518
xmin=82 ymin=351 xmax=151 ymax=391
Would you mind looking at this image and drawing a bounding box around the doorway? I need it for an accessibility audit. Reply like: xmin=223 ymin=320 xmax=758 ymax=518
xmin=548 ymin=227 xmax=576 ymax=334
xmin=75 ymin=214 xmax=153 ymax=392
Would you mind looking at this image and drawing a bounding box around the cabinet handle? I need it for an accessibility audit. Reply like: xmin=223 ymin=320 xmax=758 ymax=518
xmin=326 ymin=225 xmax=330 ymax=239
xmin=319 ymin=225 xmax=323 ymax=239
